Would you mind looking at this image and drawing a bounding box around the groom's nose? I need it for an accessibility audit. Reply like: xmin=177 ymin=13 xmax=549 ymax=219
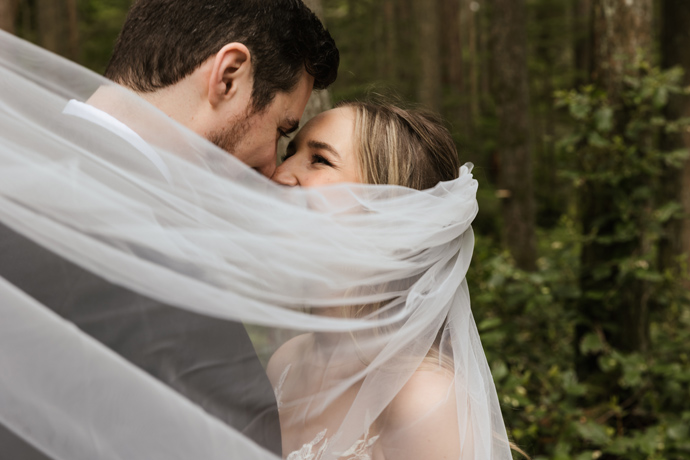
xmin=256 ymin=160 xmax=276 ymax=178
xmin=251 ymin=145 xmax=277 ymax=178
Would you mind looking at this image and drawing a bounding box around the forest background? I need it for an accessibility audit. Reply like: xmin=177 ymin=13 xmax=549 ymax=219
xmin=1 ymin=0 xmax=690 ymax=458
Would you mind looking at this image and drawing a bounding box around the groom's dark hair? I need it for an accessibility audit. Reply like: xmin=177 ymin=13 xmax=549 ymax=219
xmin=104 ymin=0 xmax=339 ymax=112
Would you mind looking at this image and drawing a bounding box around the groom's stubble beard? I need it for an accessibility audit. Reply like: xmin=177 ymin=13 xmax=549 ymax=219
xmin=207 ymin=109 xmax=253 ymax=157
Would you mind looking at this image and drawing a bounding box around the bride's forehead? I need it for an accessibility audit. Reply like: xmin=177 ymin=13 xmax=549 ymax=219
xmin=298 ymin=107 xmax=355 ymax=137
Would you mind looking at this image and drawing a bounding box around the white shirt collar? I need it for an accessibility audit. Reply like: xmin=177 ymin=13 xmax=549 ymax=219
xmin=63 ymin=99 xmax=173 ymax=183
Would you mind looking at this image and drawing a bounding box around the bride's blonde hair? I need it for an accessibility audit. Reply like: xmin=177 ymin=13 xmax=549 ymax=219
xmin=338 ymin=101 xmax=460 ymax=188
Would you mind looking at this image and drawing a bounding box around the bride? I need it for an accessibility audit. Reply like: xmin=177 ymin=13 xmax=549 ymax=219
xmin=0 ymin=31 xmax=514 ymax=460
xmin=268 ymin=102 xmax=468 ymax=459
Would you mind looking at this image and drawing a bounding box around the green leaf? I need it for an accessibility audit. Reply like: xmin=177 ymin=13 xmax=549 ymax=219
xmin=491 ymin=360 xmax=509 ymax=381
xmin=574 ymin=452 xmax=595 ymax=460
xmin=594 ymin=107 xmax=614 ymax=132
xmin=654 ymin=86 xmax=669 ymax=108
xmin=587 ymin=132 xmax=610 ymax=148
xmin=580 ymin=333 xmax=605 ymax=355
xmin=574 ymin=420 xmax=611 ymax=446
xmin=561 ymin=370 xmax=587 ymax=396
xmin=570 ymin=98 xmax=591 ymax=120
xmin=478 ymin=317 xmax=502 ymax=331
xmin=635 ymin=428 xmax=660 ymax=455
xmin=668 ymin=422 xmax=689 ymax=441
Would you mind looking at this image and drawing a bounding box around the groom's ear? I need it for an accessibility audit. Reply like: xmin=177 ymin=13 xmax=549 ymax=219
xmin=207 ymin=43 xmax=252 ymax=107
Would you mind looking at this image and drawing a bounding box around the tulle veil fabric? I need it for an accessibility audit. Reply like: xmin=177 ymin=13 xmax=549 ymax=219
xmin=0 ymin=31 xmax=512 ymax=460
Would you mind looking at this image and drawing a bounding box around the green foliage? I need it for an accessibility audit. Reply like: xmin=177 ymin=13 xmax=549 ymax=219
xmin=78 ymin=0 xmax=132 ymax=73
xmin=470 ymin=230 xmax=690 ymax=459
xmin=468 ymin=62 xmax=690 ymax=459
xmin=555 ymin=61 xmax=689 ymax=356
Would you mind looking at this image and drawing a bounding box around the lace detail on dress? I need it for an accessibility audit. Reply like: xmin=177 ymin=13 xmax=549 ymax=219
xmin=285 ymin=428 xmax=379 ymax=460
xmin=274 ymin=365 xmax=379 ymax=460
xmin=274 ymin=363 xmax=291 ymax=409
xmin=286 ymin=428 xmax=329 ymax=460
xmin=336 ymin=428 xmax=380 ymax=460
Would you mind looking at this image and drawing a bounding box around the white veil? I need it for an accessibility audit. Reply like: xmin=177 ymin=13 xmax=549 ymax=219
xmin=0 ymin=31 xmax=512 ymax=460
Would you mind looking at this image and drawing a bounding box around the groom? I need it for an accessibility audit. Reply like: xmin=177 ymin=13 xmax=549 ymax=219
xmin=0 ymin=0 xmax=338 ymax=458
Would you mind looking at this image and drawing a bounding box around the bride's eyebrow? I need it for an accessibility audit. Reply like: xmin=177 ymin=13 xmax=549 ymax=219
xmin=307 ymin=140 xmax=341 ymax=159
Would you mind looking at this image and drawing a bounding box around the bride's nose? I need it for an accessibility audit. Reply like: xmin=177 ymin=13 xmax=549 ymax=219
xmin=271 ymin=163 xmax=299 ymax=186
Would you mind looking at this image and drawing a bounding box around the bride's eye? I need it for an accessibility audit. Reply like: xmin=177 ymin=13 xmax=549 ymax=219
xmin=311 ymin=154 xmax=332 ymax=166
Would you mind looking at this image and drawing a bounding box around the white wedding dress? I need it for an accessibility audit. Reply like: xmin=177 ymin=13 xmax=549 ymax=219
xmin=0 ymin=31 xmax=513 ymax=460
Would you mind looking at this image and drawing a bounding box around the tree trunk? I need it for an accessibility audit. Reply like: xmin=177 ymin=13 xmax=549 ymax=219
xmin=591 ymin=0 xmax=653 ymax=98
xmin=383 ymin=0 xmax=397 ymax=82
xmin=489 ymin=0 xmax=537 ymax=271
xmin=415 ymin=0 xmax=441 ymax=111
xmin=65 ymin=0 xmax=80 ymax=61
xmin=478 ymin=2 xmax=491 ymax=110
xmin=573 ymin=0 xmax=592 ymax=85
xmin=397 ymin=0 xmax=417 ymax=97
xmin=36 ymin=0 xmax=66 ymax=55
xmin=442 ymin=0 xmax=464 ymax=91
xmin=660 ymin=0 xmax=690 ymax=290
xmin=0 ymin=0 xmax=19 ymax=33
xmin=36 ymin=0 xmax=79 ymax=61
xmin=576 ymin=0 xmax=654 ymax=387
xmin=465 ymin=0 xmax=481 ymax=124
xmin=441 ymin=0 xmax=469 ymax=135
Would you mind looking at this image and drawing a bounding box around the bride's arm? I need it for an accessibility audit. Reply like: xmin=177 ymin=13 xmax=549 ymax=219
xmin=374 ymin=369 xmax=473 ymax=460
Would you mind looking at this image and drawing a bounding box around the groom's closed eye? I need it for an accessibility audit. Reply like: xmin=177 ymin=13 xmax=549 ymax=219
xmin=278 ymin=118 xmax=300 ymax=139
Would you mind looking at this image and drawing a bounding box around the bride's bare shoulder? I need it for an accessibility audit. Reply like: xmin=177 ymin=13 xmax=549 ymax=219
xmin=266 ymin=333 xmax=313 ymax=386
xmin=376 ymin=366 xmax=461 ymax=459
xmin=386 ymin=366 xmax=457 ymax=424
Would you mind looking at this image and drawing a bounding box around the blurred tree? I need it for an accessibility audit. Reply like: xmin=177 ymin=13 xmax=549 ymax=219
xmin=489 ymin=0 xmax=537 ymax=271
xmin=441 ymin=0 xmax=469 ymax=135
xmin=77 ymin=0 xmax=132 ymax=73
xmin=573 ymin=0 xmax=592 ymax=85
xmin=529 ymin=0 xmax=574 ymax=228
xmin=382 ymin=0 xmax=397 ymax=82
xmin=590 ymin=0 xmax=653 ymax=99
xmin=65 ymin=0 xmax=80 ymax=60
xmin=660 ymin=0 xmax=690 ymax=288
xmin=415 ymin=0 xmax=441 ymax=111
xmin=0 ymin=0 xmax=19 ymax=33
xmin=36 ymin=0 xmax=79 ymax=61
xmin=577 ymin=0 xmax=654 ymax=363
xmin=463 ymin=0 xmax=481 ymax=124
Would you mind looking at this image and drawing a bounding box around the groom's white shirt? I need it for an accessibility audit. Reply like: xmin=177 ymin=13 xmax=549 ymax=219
xmin=63 ymin=99 xmax=173 ymax=183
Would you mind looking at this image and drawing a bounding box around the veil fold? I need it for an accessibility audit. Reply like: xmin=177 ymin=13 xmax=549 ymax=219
xmin=0 ymin=31 xmax=511 ymax=460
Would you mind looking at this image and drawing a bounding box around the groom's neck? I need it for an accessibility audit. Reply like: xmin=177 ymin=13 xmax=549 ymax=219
xmin=134 ymin=80 xmax=202 ymax=131
xmin=84 ymin=85 xmax=194 ymax=158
